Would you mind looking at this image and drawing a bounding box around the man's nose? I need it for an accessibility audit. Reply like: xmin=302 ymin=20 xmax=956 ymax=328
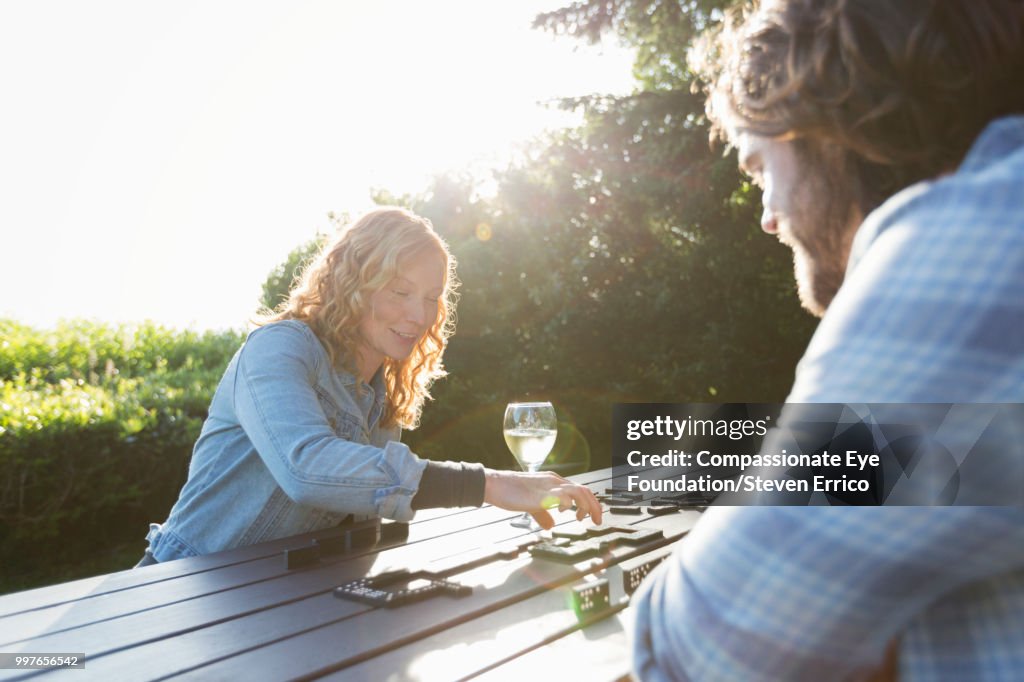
xmin=761 ymin=206 xmax=779 ymax=234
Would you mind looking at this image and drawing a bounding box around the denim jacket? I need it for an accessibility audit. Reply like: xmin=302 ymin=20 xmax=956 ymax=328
xmin=145 ymin=319 xmax=428 ymax=562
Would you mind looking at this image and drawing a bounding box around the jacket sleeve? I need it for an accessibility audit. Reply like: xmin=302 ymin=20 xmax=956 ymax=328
xmin=231 ymin=323 xmax=427 ymax=521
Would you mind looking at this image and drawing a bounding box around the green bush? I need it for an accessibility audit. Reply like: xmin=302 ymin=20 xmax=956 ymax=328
xmin=0 ymin=320 xmax=243 ymax=593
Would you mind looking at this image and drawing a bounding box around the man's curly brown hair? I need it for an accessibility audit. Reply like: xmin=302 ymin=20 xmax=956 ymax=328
xmin=692 ymin=0 xmax=1024 ymax=213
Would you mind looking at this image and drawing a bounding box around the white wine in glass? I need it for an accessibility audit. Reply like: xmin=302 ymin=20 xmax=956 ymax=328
xmin=503 ymin=401 xmax=557 ymax=529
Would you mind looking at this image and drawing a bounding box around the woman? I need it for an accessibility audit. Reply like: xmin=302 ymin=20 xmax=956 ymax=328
xmin=140 ymin=207 xmax=600 ymax=564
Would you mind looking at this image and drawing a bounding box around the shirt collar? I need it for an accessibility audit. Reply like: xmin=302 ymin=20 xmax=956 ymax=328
xmin=846 ymin=115 xmax=1024 ymax=273
xmin=957 ymin=115 xmax=1024 ymax=174
xmin=339 ymin=365 xmax=388 ymax=407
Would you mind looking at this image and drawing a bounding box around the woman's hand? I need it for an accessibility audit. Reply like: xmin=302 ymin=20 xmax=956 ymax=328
xmin=482 ymin=469 xmax=603 ymax=530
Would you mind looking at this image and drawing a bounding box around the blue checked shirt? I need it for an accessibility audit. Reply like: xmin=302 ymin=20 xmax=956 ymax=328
xmin=632 ymin=116 xmax=1024 ymax=681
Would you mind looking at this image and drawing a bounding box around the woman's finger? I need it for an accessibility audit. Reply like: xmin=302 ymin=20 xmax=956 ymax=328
xmin=530 ymin=509 xmax=555 ymax=530
xmin=581 ymin=484 xmax=602 ymax=518
xmin=562 ymin=484 xmax=602 ymax=525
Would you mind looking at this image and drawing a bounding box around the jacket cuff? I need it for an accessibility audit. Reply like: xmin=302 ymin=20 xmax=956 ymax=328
xmin=372 ymin=441 xmax=428 ymax=522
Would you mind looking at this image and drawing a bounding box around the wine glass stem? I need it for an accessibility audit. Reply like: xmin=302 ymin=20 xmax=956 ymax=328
xmin=521 ymin=462 xmax=542 ymax=527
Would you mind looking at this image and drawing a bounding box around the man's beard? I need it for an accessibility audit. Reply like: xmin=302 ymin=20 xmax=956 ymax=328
xmin=785 ymin=148 xmax=862 ymax=318
xmin=788 ymin=220 xmax=851 ymax=318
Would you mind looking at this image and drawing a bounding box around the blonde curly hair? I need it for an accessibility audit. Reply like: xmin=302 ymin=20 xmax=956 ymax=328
xmin=260 ymin=207 xmax=458 ymax=429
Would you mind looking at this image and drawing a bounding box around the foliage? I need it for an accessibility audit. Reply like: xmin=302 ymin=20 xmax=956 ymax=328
xmin=0 ymin=321 xmax=243 ymax=593
xmin=249 ymin=0 xmax=816 ymax=474
xmin=533 ymin=0 xmax=727 ymax=91
xmin=388 ymin=0 xmax=816 ymax=473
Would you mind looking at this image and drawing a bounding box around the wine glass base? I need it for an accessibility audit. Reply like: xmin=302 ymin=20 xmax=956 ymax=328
xmin=510 ymin=514 xmax=540 ymax=530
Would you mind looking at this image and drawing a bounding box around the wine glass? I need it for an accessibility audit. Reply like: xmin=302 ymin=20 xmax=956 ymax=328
xmin=503 ymin=401 xmax=558 ymax=529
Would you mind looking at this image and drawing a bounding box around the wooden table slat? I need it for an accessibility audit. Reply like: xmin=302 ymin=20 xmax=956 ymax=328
xmin=3 ymin=506 xmax=684 ymax=660
xmin=0 ymin=467 xmax=690 ymax=681
xmin=320 ymin=555 xmax=647 ymax=681
xmin=0 ymin=466 xmax=631 ymax=618
xmin=0 ymin=487 xmax=632 ymax=647
xmin=469 ymin=609 xmax=636 ymax=682
xmin=159 ymin=513 xmax=694 ymax=681
xmin=2 ymin=465 xmax=643 ymax=629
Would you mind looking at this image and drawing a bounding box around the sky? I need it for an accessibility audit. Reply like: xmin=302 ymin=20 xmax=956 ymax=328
xmin=0 ymin=1 xmax=635 ymax=331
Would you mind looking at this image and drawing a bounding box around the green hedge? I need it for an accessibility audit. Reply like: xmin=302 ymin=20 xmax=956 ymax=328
xmin=0 ymin=320 xmax=243 ymax=593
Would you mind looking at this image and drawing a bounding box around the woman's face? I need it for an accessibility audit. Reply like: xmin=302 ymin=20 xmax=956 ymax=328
xmin=355 ymin=247 xmax=446 ymax=382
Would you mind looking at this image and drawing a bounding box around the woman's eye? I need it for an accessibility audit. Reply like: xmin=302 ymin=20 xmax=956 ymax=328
xmin=391 ymin=289 xmax=410 ymax=297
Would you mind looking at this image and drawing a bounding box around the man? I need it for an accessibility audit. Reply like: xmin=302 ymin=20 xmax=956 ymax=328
xmin=631 ymin=1 xmax=1024 ymax=679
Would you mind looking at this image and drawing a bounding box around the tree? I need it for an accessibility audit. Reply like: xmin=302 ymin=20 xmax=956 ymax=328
xmin=262 ymin=0 xmax=817 ymax=472
xmin=408 ymin=0 xmax=814 ymax=470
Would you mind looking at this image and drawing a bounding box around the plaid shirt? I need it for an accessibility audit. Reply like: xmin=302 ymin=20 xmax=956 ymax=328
xmin=632 ymin=116 xmax=1024 ymax=681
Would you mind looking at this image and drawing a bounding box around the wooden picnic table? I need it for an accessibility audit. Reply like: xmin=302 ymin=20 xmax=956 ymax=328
xmin=0 ymin=466 xmax=700 ymax=681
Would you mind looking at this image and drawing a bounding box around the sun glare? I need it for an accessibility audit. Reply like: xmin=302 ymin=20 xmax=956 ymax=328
xmin=0 ymin=1 xmax=634 ymax=331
